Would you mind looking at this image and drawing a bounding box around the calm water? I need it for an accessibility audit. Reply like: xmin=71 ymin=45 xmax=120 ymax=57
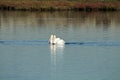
xmin=0 ymin=11 xmax=120 ymax=80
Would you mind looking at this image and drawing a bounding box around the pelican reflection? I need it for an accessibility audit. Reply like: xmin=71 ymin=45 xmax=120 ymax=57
xmin=50 ymin=44 xmax=64 ymax=66
xmin=50 ymin=44 xmax=64 ymax=80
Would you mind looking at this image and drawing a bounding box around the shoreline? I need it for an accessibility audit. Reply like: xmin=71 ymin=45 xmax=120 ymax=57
xmin=0 ymin=1 xmax=120 ymax=11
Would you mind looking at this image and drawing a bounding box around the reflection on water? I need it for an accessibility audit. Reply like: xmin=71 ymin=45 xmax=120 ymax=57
xmin=0 ymin=11 xmax=120 ymax=41
xmin=50 ymin=44 xmax=64 ymax=80
xmin=50 ymin=44 xmax=64 ymax=66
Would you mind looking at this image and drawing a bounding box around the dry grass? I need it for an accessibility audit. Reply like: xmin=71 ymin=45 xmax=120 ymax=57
xmin=0 ymin=1 xmax=120 ymax=11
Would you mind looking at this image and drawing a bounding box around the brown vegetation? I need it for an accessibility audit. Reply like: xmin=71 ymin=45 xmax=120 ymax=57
xmin=0 ymin=1 xmax=120 ymax=11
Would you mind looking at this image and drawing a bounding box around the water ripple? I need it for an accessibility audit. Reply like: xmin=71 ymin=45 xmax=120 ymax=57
xmin=0 ymin=40 xmax=120 ymax=46
xmin=65 ymin=41 xmax=120 ymax=46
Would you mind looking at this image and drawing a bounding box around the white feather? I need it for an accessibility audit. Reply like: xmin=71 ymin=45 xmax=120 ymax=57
xmin=49 ymin=35 xmax=65 ymax=45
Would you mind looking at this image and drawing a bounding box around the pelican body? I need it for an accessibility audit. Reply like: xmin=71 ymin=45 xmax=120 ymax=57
xmin=49 ymin=35 xmax=65 ymax=45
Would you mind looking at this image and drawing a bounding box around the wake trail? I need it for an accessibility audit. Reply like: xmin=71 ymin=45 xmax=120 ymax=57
xmin=0 ymin=40 xmax=120 ymax=46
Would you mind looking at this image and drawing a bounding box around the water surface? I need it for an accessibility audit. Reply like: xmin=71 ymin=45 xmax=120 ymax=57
xmin=0 ymin=11 xmax=120 ymax=80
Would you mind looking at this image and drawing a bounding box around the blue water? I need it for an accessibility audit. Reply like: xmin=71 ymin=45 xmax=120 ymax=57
xmin=0 ymin=40 xmax=120 ymax=46
xmin=0 ymin=11 xmax=120 ymax=80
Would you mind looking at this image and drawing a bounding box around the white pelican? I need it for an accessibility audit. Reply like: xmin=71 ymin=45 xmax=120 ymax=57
xmin=49 ymin=35 xmax=65 ymax=45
